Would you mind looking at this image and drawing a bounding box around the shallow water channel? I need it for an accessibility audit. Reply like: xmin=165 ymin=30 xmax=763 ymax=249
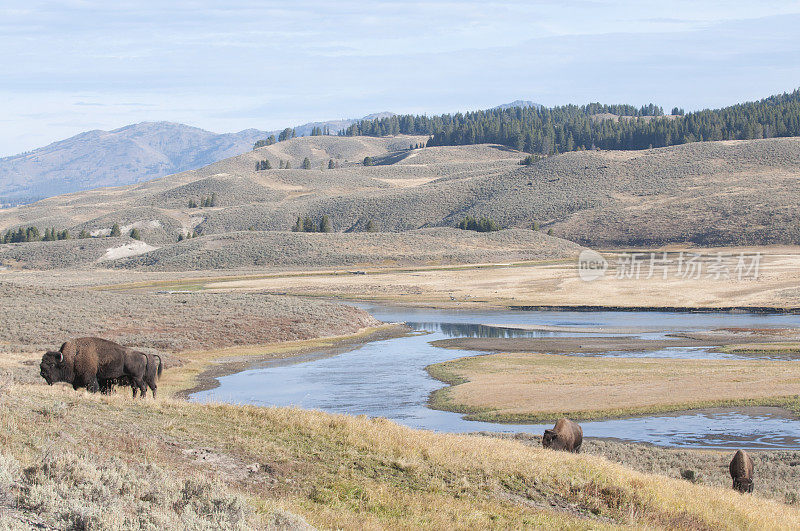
xmin=192 ymin=304 xmax=800 ymax=449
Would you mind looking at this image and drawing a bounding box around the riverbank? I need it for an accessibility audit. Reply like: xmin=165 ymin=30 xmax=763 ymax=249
xmin=3 ymin=378 xmax=800 ymax=528
xmin=4 ymin=271 xmax=800 ymax=526
xmin=432 ymin=333 xmax=800 ymax=359
xmin=9 ymin=244 xmax=795 ymax=311
xmin=170 ymin=323 xmax=410 ymax=399
xmin=426 ymin=351 xmax=800 ymax=423
xmin=163 ymin=246 xmax=800 ymax=309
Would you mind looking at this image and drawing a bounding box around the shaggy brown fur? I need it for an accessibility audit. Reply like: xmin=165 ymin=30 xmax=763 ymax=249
xmin=40 ymin=337 xmax=148 ymax=398
xmin=730 ymin=449 xmax=755 ymax=493
xmin=542 ymin=418 xmax=583 ymax=453
xmin=99 ymin=352 xmax=162 ymax=398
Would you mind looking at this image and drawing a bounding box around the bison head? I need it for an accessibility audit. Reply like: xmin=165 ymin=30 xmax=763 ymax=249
xmin=733 ymin=477 xmax=754 ymax=493
xmin=542 ymin=429 xmax=565 ymax=450
xmin=39 ymin=350 xmax=69 ymax=385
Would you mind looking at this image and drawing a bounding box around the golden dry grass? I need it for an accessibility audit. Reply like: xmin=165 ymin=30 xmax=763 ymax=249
xmin=6 ymin=244 xmax=800 ymax=310
xmin=3 ymin=379 xmax=800 ymax=530
xmin=427 ymin=352 xmax=800 ymax=422
xmin=119 ymin=245 xmax=800 ymax=309
xmin=3 ymin=263 xmax=800 ymax=527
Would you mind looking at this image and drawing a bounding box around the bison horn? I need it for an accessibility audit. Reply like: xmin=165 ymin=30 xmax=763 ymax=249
xmin=58 ymin=352 xmax=63 ymax=363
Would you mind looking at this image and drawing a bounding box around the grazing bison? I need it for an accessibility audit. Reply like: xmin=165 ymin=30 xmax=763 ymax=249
xmin=99 ymin=352 xmax=162 ymax=398
xmin=730 ymin=449 xmax=754 ymax=493
xmin=39 ymin=337 xmax=148 ymax=398
xmin=542 ymin=418 xmax=583 ymax=453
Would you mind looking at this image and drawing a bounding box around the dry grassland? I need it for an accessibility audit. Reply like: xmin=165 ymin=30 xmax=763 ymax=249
xmin=164 ymin=246 xmax=800 ymax=309
xmin=2 ymin=375 xmax=800 ymax=529
xmin=487 ymin=434 xmax=800 ymax=507
xmin=427 ymin=352 xmax=800 ymax=422
xmin=0 ymin=274 xmax=799 ymax=527
xmin=0 ymin=283 xmax=379 ymax=354
xmin=3 ymin=136 xmax=800 ymax=258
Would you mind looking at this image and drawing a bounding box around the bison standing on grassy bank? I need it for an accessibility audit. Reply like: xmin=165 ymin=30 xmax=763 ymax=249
xmin=542 ymin=418 xmax=583 ymax=453
xmin=730 ymin=449 xmax=755 ymax=493
xmin=39 ymin=337 xmax=150 ymax=398
xmin=99 ymin=352 xmax=163 ymax=398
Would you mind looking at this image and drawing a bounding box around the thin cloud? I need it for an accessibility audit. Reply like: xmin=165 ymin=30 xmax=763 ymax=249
xmin=1 ymin=1 xmax=799 ymax=156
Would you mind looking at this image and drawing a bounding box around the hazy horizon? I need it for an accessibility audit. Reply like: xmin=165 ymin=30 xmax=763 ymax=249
xmin=2 ymin=1 xmax=800 ymax=157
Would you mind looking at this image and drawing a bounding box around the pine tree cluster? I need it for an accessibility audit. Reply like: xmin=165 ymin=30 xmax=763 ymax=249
xmin=457 ymin=216 xmax=500 ymax=232
xmin=2 ymin=226 xmax=76 ymax=243
xmin=310 ymin=126 xmax=331 ymax=136
xmin=177 ymin=230 xmax=199 ymax=242
xmin=292 ymin=215 xmax=332 ymax=233
xmin=188 ymin=193 xmax=218 ymax=208
xmin=342 ymin=90 xmax=800 ymax=154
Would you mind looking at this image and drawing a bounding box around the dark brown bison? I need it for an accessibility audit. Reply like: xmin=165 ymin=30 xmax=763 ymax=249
xmin=730 ymin=449 xmax=754 ymax=493
xmin=99 ymin=352 xmax=162 ymax=398
xmin=542 ymin=418 xmax=583 ymax=453
xmin=40 ymin=337 xmax=148 ymax=398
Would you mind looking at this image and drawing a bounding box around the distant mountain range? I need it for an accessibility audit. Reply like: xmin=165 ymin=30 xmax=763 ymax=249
xmin=0 ymin=113 xmax=393 ymax=204
xmin=0 ymin=103 xmax=535 ymax=205
xmin=0 ymin=123 xmax=269 ymax=204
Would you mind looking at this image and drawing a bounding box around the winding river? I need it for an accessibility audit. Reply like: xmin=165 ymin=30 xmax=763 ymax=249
xmin=191 ymin=304 xmax=800 ymax=449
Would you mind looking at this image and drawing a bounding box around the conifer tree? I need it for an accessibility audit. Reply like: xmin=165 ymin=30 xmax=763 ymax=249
xmin=319 ymin=215 xmax=332 ymax=233
xmin=338 ymin=90 xmax=800 ymax=154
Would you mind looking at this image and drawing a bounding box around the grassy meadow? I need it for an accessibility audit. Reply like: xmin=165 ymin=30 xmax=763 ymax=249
xmin=3 ymin=373 xmax=800 ymax=529
xmin=427 ymin=352 xmax=800 ymax=423
xmin=0 ymin=321 xmax=799 ymax=529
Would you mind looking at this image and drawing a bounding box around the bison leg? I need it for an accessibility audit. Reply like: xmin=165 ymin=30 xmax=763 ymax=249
xmin=130 ymin=377 xmax=146 ymax=399
xmin=99 ymin=379 xmax=113 ymax=395
xmin=87 ymin=377 xmax=100 ymax=393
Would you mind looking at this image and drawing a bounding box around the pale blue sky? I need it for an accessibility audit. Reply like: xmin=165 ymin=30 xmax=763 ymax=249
xmin=1 ymin=1 xmax=799 ymax=156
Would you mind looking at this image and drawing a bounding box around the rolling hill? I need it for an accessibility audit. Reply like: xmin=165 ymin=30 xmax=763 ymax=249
xmin=0 ymin=134 xmax=798 ymax=270
xmin=0 ymin=113 xmax=395 ymax=204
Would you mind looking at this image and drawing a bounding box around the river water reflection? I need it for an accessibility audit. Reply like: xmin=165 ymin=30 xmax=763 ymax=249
xmin=192 ymin=303 xmax=800 ymax=449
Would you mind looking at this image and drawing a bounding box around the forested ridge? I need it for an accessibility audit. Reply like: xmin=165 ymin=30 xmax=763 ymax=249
xmin=341 ymin=90 xmax=800 ymax=154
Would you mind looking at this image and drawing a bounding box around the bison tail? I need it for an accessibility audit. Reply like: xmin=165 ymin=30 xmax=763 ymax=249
xmin=156 ymin=354 xmax=163 ymax=379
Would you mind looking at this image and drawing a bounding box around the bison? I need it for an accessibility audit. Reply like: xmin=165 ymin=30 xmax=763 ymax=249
xmin=40 ymin=337 xmax=149 ymax=398
xmin=99 ymin=352 xmax=162 ymax=398
xmin=542 ymin=418 xmax=583 ymax=453
xmin=730 ymin=449 xmax=754 ymax=493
